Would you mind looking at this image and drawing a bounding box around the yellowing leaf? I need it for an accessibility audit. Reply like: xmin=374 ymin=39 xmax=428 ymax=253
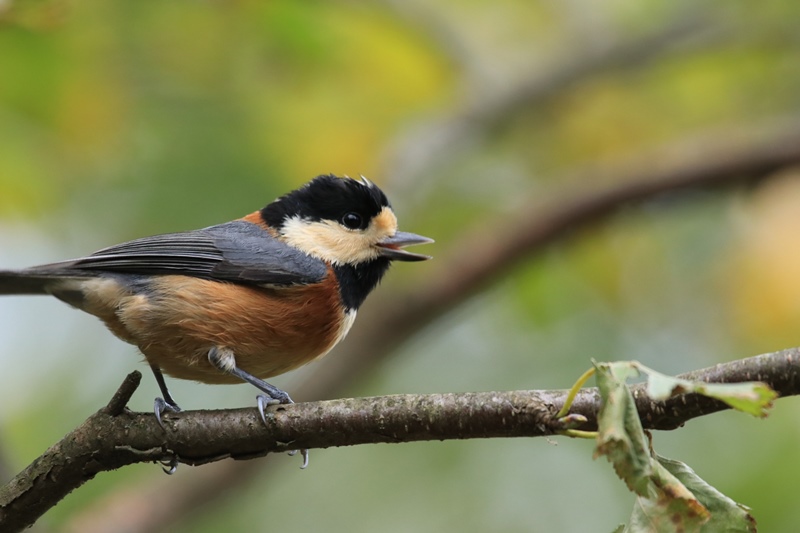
xmin=639 ymin=362 xmax=776 ymax=418
xmin=589 ymin=361 xmax=764 ymax=532
xmin=594 ymin=362 xmax=652 ymax=496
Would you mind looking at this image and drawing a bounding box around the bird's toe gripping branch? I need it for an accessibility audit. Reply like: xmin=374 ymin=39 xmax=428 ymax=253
xmin=208 ymin=346 xmax=309 ymax=469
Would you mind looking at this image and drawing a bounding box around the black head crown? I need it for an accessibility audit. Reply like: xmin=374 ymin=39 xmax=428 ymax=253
xmin=261 ymin=174 xmax=390 ymax=229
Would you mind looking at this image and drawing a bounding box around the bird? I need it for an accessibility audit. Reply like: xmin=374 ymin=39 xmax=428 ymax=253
xmin=0 ymin=174 xmax=432 ymax=468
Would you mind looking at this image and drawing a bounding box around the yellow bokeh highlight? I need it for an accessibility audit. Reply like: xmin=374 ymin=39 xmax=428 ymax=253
xmin=249 ymin=5 xmax=451 ymax=180
xmin=727 ymin=170 xmax=800 ymax=347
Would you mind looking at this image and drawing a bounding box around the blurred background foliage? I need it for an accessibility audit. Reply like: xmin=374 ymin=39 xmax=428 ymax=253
xmin=1 ymin=0 xmax=800 ymax=531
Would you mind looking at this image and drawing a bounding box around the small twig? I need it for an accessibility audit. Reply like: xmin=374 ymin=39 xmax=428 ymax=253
xmin=103 ymin=371 xmax=142 ymax=416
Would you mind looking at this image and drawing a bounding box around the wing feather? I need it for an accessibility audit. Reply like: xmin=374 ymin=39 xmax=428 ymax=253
xmin=49 ymin=220 xmax=327 ymax=286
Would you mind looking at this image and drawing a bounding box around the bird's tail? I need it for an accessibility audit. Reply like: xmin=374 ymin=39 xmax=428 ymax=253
xmin=0 ymin=270 xmax=58 ymax=295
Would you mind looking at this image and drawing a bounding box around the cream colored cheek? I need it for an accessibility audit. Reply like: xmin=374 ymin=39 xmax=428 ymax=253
xmin=321 ymin=229 xmax=380 ymax=263
xmin=284 ymin=221 xmax=377 ymax=263
xmin=280 ymin=211 xmax=400 ymax=264
xmin=372 ymin=208 xmax=398 ymax=235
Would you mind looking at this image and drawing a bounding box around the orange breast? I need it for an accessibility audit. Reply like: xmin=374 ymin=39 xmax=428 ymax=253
xmin=102 ymin=273 xmax=348 ymax=384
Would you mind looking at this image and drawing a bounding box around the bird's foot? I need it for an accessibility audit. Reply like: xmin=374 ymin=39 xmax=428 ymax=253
xmin=154 ymin=397 xmax=182 ymax=430
xmin=256 ymin=393 xmax=309 ymax=469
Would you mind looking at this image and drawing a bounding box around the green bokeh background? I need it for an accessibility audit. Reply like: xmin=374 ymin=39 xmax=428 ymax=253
xmin=2 ymin=1 xmax=800 ymax=531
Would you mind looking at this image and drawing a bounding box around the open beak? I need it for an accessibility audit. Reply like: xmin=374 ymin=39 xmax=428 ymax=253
xmin=376 ymin=231 xmax=434 ymax=262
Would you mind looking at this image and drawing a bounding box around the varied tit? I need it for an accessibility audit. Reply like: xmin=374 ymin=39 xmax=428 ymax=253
xmin=0 ymin=175 xmax=432 ymax=467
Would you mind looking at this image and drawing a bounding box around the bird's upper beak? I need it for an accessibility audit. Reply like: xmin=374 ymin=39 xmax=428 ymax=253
xmin=376 ymin=231 xmax=434 ymax=261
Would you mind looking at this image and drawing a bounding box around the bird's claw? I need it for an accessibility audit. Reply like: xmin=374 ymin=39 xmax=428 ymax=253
xmin=159 ymin=453 xmax=179 ymax=475
xmin=256 ymin=394 xmax=281 ymax=425
xmin=256 ymin=394 xmax=309 ymax=469
xmin=154 ymin=397 xmax=181 ymax=430
xmin=288 ymin=448 xmax=310 ymax=469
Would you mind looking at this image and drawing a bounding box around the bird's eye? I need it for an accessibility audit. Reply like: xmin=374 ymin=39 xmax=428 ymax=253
xmin=341 ymin=212 xmax=363 ymax=230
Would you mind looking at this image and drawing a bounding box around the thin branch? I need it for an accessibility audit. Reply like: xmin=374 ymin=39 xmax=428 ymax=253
xmin=103 ymin=370 xmax=141 ymax=416
xmin=3 ymin=348 xmax=799 ymax=533
xmin=566 ymin=347 xmax=800 ymax=431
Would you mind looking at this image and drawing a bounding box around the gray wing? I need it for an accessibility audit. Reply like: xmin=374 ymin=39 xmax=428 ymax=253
xmin=51 ymin=220 xmax=328 ymax=286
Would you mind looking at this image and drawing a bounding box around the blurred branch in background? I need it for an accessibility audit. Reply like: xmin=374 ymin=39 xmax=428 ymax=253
xmin=62 ymin=117 xmax=800 ymax=533
xmin=5 ymin=346 xmax=798 ymax=533
xmin=382 ymin=7 xmax=722 ymax=188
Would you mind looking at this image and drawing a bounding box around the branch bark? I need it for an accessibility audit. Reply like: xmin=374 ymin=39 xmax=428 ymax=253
xmin=3 ymin=347 xmax=799 ymax=533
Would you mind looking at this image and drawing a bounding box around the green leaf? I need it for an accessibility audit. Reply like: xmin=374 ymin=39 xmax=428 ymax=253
xmin=594 ymin=361 xmax=652 ymax=496
xmin=656 ymin=455 xmax=757 ymax=532
xmin=590 ymin=361 xmax=761 ymax=532
xmin=692 ymin=382 xmax=776 ymax=417
xmin=639 ymin=363 xmax=776 ymax=417
xmin=625 ymin=456 xmax=710 ymax=532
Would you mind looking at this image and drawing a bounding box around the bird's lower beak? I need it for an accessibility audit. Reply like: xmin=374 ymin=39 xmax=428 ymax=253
xmin=376 ymin=231 xmax=434 ymax=261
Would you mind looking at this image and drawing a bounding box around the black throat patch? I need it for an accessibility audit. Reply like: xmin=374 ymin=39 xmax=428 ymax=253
xmin=333 ymin=258 xmax=392 ymax=311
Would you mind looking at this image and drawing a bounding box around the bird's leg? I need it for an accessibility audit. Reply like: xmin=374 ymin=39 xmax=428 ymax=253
xmin=207 ymin=347 xmax=292 ymax=403
xmin=208 ymin=347 xmax=309 ymax=469
xmin=150 ymin=364 xmax=181 ymax=430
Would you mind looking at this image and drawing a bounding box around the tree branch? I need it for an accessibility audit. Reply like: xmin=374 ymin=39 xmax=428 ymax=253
xmin=3 ymin=347 xmax=799 ymax=532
